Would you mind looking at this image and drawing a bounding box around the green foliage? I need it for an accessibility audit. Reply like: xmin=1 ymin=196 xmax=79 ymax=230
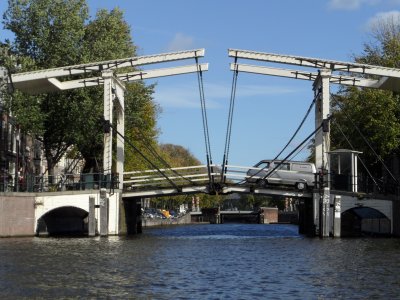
xmin=331 ymin=18 xmax=400 ymax=178
xmin=3 ymin=0 xmax=88 ymax=67
xmin=159 ymin=144 xmax=201 ymax=166
xmin=331 ymin=90 xmax=400 ymax=164
xmin=145 ymin=144 xmax=224 ymax=210
xmin=2 ymin=1 xmax=158 ymax=174
xmin=150 ymin=144 xmax=207 ymax=209
xmin=200 ymin=193 xmax=224 ymax=209
xmin=83 ymin=8 xmax=135 ymax=61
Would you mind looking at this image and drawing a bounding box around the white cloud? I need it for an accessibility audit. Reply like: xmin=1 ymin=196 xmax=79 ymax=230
xmin=154 ymin=85 xmax=212 ymax=109
xmin=366 ymin=10 xmax=400 ymax=29
xmin=328 ymin=0 xmax=380 ymax=10
xmin=236 ymin=84 xmax=299 ymax=98
xmin=166 ymin=33 xmax=195 ymax=51
xmin=153 ymin=82 xmax=302 ymax=109
xmin=154 ymin=82 xmax=221 ymax=109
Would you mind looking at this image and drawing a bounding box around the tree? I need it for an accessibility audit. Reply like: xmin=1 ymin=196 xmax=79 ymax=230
xmin=3 ymin=0 xmax=89 ymax=176
xmin=147 ymin=144 xmax=225 ymax=209
xmin=330 ymin=16 xmax=400 ymax=181
xmin=73 ymin=8 xmax=158 ymax=173
xmin=2 ymin=1 xmax=158 ymax=175
xmin=151 ymin=144 xmax=202 ymax=209
xmin=159 ymin=144 xmax=201 ymax=166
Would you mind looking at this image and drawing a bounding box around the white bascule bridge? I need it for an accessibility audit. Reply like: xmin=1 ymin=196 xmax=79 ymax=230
xmin=2 ymin=48 xmax=400 ymax=238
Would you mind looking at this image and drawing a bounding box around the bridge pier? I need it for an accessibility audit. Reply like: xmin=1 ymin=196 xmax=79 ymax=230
xmin=333 ymin=195 xmax=341 ymax=237
xmin=88 ymin=196 xmax=96 ymax=237
xmin=319 ymin=187 xmax=331 ymax=237
xmin=298 ymin=199 xmax=315 ymax=236
xmin=99 ymin=189 xmax=109 ymax=236
xmin=123 ymin=198 xmax=142 ymax=235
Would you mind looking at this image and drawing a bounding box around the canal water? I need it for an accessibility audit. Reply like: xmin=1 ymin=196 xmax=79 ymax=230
xmin=1 ymin=224 xmax=400 ymax=299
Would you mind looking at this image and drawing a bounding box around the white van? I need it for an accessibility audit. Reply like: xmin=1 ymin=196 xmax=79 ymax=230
xmin=246 ymin=160 xmax=316 ymax=190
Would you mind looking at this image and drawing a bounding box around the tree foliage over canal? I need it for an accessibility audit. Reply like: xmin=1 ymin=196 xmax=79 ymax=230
xmin=2 ymin=0 xmax=159 ymax=175
xmin=330 ymin=16 xmax=400 ymax=185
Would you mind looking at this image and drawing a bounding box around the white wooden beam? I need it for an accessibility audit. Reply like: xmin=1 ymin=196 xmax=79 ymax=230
xmin=229 ymin=48 xmax=400 ymax=79
xmin=14 ymin=63 xmax=209 ymax=94
xmin=230 ymin=63 xmax=400 ymax=92
xmin=11 ymin=49 xmax=205 ymax=93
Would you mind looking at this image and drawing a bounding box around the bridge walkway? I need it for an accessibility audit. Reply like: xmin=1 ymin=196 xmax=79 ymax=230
xmin=122 ymin=164 xmax=313 ymax=199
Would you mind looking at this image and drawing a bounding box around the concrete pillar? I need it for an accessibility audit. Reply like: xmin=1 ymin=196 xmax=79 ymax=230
xmin=333 ymin=195 xmax=341 ymax=237
xmin=136 ymin=199 xmax=142 ymax=234
xmin=99 ymin=188 xmax=108 ymax=236
xmin=313 ymin=69 xmax=331 ymax=238
xmin=115 ymin=80 xmax=125 ymax=190
xmin=313 ymin=191 xmax=320 ymax=236
xmin=88 ymin=196 xmax=96 ymax=237
xmin=321 ymin=187 xmax=331 ymax=237
xmin=122 ymin=198 xmax=143 ymax=235
xmin=313 ymin=69 xmax=331 ymax=173
xmin=102 ymin=71 xmax=114 ymax=176
xmin=351 ymin=153 xmax=358 ymax=193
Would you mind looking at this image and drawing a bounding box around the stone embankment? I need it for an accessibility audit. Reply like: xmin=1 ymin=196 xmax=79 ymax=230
xmin=142 ymin=213 xmax=192 ymax=228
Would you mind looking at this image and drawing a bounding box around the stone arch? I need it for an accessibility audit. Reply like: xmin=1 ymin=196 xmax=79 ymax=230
xmin=36 ymin=206 xmax=90 ymax=236
xmin=341 ymin=206 xmax=391 ymax=237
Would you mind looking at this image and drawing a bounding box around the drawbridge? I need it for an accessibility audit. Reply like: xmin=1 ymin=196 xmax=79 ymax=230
xmin=8 ymin=47 xmax=400 ymax=237
xmin=122 ymin=164 xmax=312 ymax=199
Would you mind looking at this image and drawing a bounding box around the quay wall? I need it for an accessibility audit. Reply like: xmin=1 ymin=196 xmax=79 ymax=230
xmin=0 ymin=191 xmax=121 ymax=237
xmin=0 ymin=194 xmax=35 ymax=237
xmin=142 ymin=213 xmax=192 ymax=228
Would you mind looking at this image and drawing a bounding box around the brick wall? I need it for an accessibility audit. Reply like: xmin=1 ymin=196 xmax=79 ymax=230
xmin=261 ymin=207 xmax=278 ymax=224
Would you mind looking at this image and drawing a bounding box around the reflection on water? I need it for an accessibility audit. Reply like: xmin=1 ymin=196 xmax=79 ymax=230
xmin=1 ymin=224 xmax=400 ymax=299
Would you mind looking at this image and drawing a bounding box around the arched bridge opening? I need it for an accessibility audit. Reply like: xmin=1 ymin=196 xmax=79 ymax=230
xmin=341 ymin=207 xmax=391 ymax=237
xmin=36 ymin=206 xmax=89 ymax=237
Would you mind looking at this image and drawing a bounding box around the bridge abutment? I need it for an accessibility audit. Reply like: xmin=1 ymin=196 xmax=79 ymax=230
xmin=34 ymin=190 xmax=121 ymax=236
xmin=393 ymin=200 xmax=400 ymax=237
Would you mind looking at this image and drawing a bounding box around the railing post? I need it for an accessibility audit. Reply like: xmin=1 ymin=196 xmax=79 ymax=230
xmin=333 ymin=195 xmax=341 ymax=237
xmin=88 ymin=196 xmax=96 ymax=237
xmin=99 ymin=188 xmax=109 ymax=236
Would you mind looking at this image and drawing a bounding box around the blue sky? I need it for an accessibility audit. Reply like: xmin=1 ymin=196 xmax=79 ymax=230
xmin=1 ymin=0 xmax=400 ymax=168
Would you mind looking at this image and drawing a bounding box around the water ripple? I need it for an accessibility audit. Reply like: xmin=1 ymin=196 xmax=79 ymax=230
xmin=1 ymin=224 xmax=400 ymax=299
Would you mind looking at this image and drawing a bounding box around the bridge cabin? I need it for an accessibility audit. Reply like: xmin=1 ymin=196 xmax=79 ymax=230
xmin=326 ymin=149 xmax=393 ymax=237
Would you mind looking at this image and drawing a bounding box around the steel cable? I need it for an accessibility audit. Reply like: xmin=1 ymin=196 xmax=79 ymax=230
xmin=107 ymin=120 xmax=181 ymax=191
xmin=195 ymin=58 xmax=214 ymax=185
xmin=133 ymin=131 xmax=199 ymax=186
xmin=221 ymin=59 xmax=239 ymax=183
xmin=243 ymin=95 xmax=317 ymax=185
xmin=332 ymin=119 xmax=382 ymax=191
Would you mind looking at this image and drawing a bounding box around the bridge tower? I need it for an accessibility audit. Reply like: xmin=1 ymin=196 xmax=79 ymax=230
xmin=229 ymin=48 xmax=400 ymax=237
xmin=10 ymin=49 xmax=208 ymax=189
xmin=7 ymin=50 xmax=208 ymax=236
xmin=312 ymin=69 xmax=331 ymax=237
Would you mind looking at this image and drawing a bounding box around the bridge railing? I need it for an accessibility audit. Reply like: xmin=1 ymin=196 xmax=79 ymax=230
xmin=0 ymin=173 xmax=118 ymax=193
xmin=123 ymin=165 xmax=216 ymax=190
xmin=331 ymin=173 xmax=399 ymax=196
xmin=222 ymin=164 xmax=263 ymax=184
xmin=123 ymin=164 xmax=273 ymax=191
xmin=122 ymin=163 xmax=400 ymax=197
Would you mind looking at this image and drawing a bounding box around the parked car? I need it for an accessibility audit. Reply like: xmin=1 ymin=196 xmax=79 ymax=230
xmin=143 ymin=208 xmax=166 ymax=219
xmin=246 ymin=160 xmax=316 ymax=190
